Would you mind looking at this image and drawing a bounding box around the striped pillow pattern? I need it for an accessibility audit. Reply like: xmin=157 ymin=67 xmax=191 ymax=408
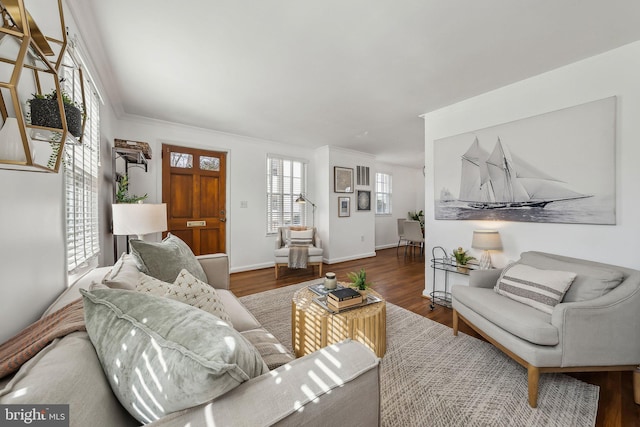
xmin=288 ymin=229 xmax=314 ymax=246
xmin=494 ymin=263 xmax=577 ymax=314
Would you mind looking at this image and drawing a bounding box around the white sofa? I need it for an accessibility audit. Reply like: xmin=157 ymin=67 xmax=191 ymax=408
xmin=452 ymin=251 xmax=640 ymax=408
xmin=0 ymin=254 xmax=380 ymax=426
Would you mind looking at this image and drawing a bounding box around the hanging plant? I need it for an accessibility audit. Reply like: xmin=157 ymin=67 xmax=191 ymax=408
xmin=28 ymin=89 xmax=84 ymax=138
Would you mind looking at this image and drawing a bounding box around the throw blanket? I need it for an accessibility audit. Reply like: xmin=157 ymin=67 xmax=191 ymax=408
xmin=0 ymin=298 xmax=85 ymax=379
xmin=288 ymin=245 xmax=309 ymax=269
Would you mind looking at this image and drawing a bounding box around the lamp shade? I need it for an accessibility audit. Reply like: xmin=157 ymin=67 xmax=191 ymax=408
xmin=112 ymin=203 xmax=168 ymax=238
xmin=471 ymin=230 xmax=502 ymax=251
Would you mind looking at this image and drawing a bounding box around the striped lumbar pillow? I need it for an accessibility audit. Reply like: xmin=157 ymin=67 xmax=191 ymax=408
xmin=494 ymin=263 xmax=577 ymax=314
xmin=288 ymin=229 xmax=314 ymax=246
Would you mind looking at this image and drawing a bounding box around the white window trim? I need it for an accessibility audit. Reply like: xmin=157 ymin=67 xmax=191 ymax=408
xmin=375 ymin=172 xmax=392 ymax=215
xmin=266 ymin=154 xmax=309 ymax=234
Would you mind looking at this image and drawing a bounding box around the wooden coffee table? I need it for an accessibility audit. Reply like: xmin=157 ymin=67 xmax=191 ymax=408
xmin=291 ymin=286 xmax=386 ymax=357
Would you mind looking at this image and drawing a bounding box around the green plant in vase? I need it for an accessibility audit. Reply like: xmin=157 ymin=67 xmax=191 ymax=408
xmin=28 ymin=89 xmax=84 ymax=138
xmin=347 ymin=268 xmax=371 ymax=295
xmin=115 ymin=173 xmax=148 ymax=203
xmin=451 ymin=247 xmax=475 ymax=273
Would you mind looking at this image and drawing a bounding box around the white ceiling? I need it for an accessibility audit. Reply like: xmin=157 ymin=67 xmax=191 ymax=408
xmin=67 ymin=0 xmax=640 ymax=167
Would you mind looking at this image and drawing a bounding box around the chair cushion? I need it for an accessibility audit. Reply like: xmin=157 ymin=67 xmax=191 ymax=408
xmin=453 ymin=286 xmax=559 ymax=345
xmin=275 ymin=246 xmax=323 ymax=257
xmin=520 ymin=251 xmax=624 ymax=302
xmin=80 ymin=288 xmax=268 ymax=424
xmin=494 ymin=263 xmax=576 ymax=314
xmin=0 ymin=332 xmax=139 ymax=427
xmin=130 ymin=233 xmax=207 ymax=283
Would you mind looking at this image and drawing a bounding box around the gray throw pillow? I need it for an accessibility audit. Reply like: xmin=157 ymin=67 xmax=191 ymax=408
xmin=80 ymin=288 xmax=268 ymax=424
xmin=130 ymin=233 xmax=207 ymax=283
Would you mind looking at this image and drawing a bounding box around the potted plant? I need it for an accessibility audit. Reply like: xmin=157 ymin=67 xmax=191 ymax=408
xmin=451 ymin=247 xmax=475 ymax=273
xmin=347 ymin=268 xmax=371 ymax=296
xmin=408 ymin=210 xmax=425 ymax=228
xmin=115 ymin=173 xmax=148 ymax=203
xmin=28 ymin=89 xmax=84 ymax=138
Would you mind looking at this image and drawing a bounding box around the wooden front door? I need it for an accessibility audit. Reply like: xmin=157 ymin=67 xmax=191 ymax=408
xmin=162 ymin=144 xmax=226 ymax=255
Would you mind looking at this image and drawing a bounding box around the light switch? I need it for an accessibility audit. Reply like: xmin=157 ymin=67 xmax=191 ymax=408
xmin=240 ymin=201 xmax=248 ymax=208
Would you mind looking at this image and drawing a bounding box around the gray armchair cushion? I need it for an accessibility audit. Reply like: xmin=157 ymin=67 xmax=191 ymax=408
xmin=520 ymin=251 xmax=624 ymax=302
xmin=453 ymin=286 xmax=559 ymax=345
xmin=274 ymin=246 xmax=323 ymax=257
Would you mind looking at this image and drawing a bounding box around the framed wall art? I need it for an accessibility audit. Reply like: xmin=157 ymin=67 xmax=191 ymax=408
xmin=433 ymin=96 xmax=616 ymax=225
xmin=334 ymin=166 xmax=354 ymax=193
xmin=338 ymin=197 xmax=350 ymax=217
xmin=357 ymin=190 xmax=371 ymax=211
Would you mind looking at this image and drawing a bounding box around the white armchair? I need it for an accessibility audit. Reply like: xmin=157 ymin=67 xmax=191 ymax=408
xmin=274 ymin=227 xmax=323 ymax=279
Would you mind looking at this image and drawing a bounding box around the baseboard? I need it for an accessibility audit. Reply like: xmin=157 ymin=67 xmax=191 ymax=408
xmin=324 ymin=252 xmax=377 ymax=264
xmin=375 ymin=243 xmax=400 ymax=250
xmin=230 ymin=251 xmax=378 ymax=273
xmin=230 ymin=262 xmax=273 ymax=274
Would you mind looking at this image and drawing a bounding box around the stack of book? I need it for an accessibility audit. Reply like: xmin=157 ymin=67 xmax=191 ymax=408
xmin=327 ymin=288 xmax=363 ymax=310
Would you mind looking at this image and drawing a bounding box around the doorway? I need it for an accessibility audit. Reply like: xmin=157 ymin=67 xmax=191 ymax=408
xmin=161 ymin=144 xmax=227 ymax=255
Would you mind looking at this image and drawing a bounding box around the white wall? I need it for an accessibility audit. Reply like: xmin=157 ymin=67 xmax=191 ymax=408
xmin=112 ymin=117 xmax=317 ymax=273
xmin=318 ymin=147 xmax=376 ymax=263
xmin=374 ymin=162 xmax=424 ymax=249
xmin=0 ymin=0 xmax=121 ymax=343
xmin=0 ymin=171 xmax=66 ymax=343
xmin=421 ymin=40 xmax=640 ymax=295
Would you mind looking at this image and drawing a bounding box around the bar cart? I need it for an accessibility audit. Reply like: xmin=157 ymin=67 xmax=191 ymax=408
xmin=430 ymin=246 xmax=477 ymax=310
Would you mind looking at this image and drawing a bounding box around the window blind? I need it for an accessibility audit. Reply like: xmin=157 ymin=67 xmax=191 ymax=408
xmin=266 ymin=155 xmax=307 ymax=234
xmin=60 ymin=52 xmax=101 ymax=273
xmin=375 ymin=172 xmax=392 ymax=215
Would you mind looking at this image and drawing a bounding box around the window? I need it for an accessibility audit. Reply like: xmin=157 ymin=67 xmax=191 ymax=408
xmin=375 ymin=172 xmax=392 ymax=215
xmin=267 ymin=155 xmax=307 ymax=233
xmin=60 ymin=51 xmax=101 ymax=273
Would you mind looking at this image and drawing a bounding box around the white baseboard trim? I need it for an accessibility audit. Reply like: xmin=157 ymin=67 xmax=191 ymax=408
xmin=230 ymin=262 xmax=274 ymax=274
xmin=323 ymin=252 xmax=377 ymax=265
xmin=230 ymin=251 xmax=380 ymax=273
xmin=375 ymin=243 xmax=400 ymax=250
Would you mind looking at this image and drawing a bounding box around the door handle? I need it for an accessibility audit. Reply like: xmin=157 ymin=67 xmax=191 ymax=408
xmin=220 ymin=218 xmax=226 ymax=222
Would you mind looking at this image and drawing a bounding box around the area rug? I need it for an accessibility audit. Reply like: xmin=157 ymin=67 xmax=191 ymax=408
xmin=239 ymin=280 xmax=599 ymax=427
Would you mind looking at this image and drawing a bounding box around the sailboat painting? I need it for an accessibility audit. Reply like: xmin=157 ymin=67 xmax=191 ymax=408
xmin=434 ymin=97 xmax=616 ymax=224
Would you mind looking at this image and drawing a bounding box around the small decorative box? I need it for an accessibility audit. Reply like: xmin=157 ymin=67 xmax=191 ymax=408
xmin=114 ymin=138 xmax=152 ymax=159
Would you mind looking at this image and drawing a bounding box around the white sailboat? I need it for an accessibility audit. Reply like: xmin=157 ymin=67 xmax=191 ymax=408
xmin=459 ymin=137 xmax=590 ymax=209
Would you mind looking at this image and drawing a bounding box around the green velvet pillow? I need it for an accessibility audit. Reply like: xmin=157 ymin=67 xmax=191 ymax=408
xmin=80 ymin=288 xmax=268 ymax=424
xmin=130 ymin=233 xmax=207 ymax=283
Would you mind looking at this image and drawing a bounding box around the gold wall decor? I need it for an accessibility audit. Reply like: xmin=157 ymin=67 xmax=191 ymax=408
xmin=0 ymin=0 xmax=80 ymax=173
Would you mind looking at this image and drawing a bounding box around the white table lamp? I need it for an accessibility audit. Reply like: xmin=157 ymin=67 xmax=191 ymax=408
xmin=471 ymin=230 xmax=502 ymax=269
xmin=112 ymin=203 xmax=168 ymax=240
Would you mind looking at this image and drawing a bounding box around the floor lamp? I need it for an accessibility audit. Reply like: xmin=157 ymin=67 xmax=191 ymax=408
xmin=295 ymin=193 xmax=316 ymax=227
xmin=112 ymin=203 xmax=168 ymax=255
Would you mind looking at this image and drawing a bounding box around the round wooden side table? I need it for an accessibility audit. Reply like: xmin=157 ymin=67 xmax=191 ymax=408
xmin=291 ymin=286 xmax=386 ymax=358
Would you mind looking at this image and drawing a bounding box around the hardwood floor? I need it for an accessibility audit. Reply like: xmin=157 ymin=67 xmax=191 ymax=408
xmin=230 ymin=247 xmax=639 ymax=427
